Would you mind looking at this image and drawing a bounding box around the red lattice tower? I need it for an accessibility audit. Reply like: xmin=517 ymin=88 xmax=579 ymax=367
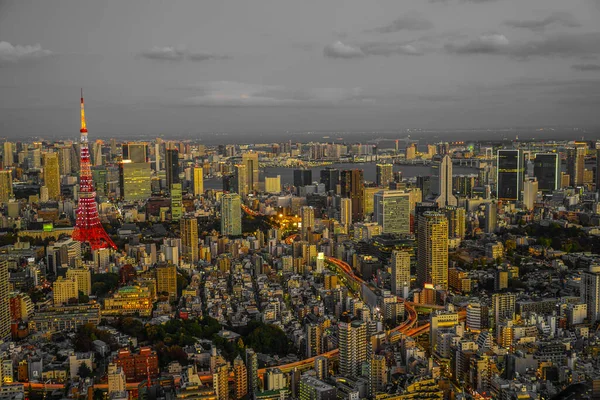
xmin=71 ymin=90 xmax=117 ymax=250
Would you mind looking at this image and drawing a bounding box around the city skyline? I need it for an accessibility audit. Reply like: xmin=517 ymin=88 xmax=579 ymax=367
xmin=1 ymin=0 xmax=600 ymax=137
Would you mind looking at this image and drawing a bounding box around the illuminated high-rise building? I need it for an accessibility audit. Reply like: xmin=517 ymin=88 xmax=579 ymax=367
xmin=522 ymin=179 xmax=538 ymax=210
xmin=533 ymin=153 xmax=559 ymax=193
xmin=233 ymin=356 xmax=248 ymax=400
xmin=43 ymin=152 xmax=61 ymax=200
xmin=2 ymin=142 xmax=13 ymax=166
xmin=341 ymin=169 xmax=365 ymax=222
xmin=374 ymin=190 xmax=410 ymax=235
xmin=170 ymin=183 xmax=183 ymax=221
xmin=314 ymin=356 xmax=328 ymax=381
xmin=123 ymin=142 xmax=147 ymax=163
xmin=264 ymin=176 xmax=281 ymax=194
xmin=92 ymin=140 xmax=103 ymax=166
xmin=417 ymin=212 xmax=448 ymax=289
xmin=213 ymin=364 xmax=229 ymax=400
xmin=581 ymin=265 xmax=600 ymax=323
xmin=567 ymin=143 xmax=586 ymax=187
xmin=53 ymin=276 xmax=78 ymax=305
xmin=320 ymin=167 xmax=339 ymax=192
xmin=497 ymin=149 xmax=524 ymax=201
xmin=491 ymin=293 xmax=516 ymax=330
xmin=431 ymin=155 xmax=457 ymax=207
xmin=221 ymin=193 xmax=242 ymax=236
xmin=120 ymin=161 xmax=151 ymax=201
xmin=338 ymin=318 xmax=367 ymax=378
xmin=300 ymin=206 xmax=315 ymax=240
xmin=305 ymin=322 xmax=322 ymax=358
xmin=340 ymin=197 xmax=352 ymax=230
xmin=0 ymin=260 xmax=9 ymax=341
xmin=156 ymin=263 xmax=177 ymax=301
xmin=233 ymin=164 xmax=248 ymax=196
xmin=369 ymin=355 xmax=388 ymax=396
xmin=242 ymin=152 xmax=259 ymax=192
xmin=391 ymin=250 xmax=410 ymax=298
xmin=59 ymin=146 xmax=72 ymax=175
xmin=443 ymin=206 xmax=466 ymax=239
xmin=66 ymin=266 xmax=92 ymax=296
xmin=0 ymin=171 xmax=13 ymax=204
xmin=181 ymin=216 xmax=199 ymax=264
xmin=166 ymin=148 xmax=180 ymax=190
xmin=193 ymin=167 xmax=204 ymax=196
xmin=376 ymin=164 xmax=393 ymax=187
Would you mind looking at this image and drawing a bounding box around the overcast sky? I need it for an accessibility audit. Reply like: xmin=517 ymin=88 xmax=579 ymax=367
xmin=1 ymin=0 xmax=600 ymax=138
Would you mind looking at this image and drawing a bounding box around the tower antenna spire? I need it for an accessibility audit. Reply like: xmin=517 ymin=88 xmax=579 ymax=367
xmin=80 ymin=88 xmax=88 ymax=135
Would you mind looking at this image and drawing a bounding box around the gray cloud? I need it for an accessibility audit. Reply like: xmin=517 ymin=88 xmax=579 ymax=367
xmin=572 ymin=63 xmax=600 ymax=71
xmin=0 ymin=41 xmax=52 ymax=65
xmin=141 ymin=46 xmax=186 ymax=60
xmin=446 ymin=32 xmax=600 ymax=59
xmin=182 ymin=81 xmax=372 ymax=107
xmin=324 ymin=40 xmax=423 ymax=59
xmin=368 ymin=14 xmax=434 ymax=34
xmin=505 ymin=12 xmax=581 ymax=31
xmin=187 ymin=52 xmax=231 ymax=61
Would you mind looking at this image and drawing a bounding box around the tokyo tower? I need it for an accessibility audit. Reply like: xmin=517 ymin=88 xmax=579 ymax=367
xmin=71 ymin=90 xmax=117 ymax=250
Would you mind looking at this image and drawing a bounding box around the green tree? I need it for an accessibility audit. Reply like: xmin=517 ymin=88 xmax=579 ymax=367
xmin=78 ymin=363 xmax=93 ymax=379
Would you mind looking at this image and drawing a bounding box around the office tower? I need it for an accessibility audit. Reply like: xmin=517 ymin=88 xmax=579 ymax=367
xmin=0 ymin=171 xmax=12 ymax=204
xmin=466 ymin=303 xmax=489 ymax=332
xmin=233 ymin=164 xmax=248 ymax=196
xmin=374 ymin=190 xmax=410 ymax=235
xmin=233 ymin=356 xmax=248 ymax=400
xmin=53 ymin=277 xmax=78 ymax=305
xmin=497 ymin=149 xmax=525 ymax=201
xmin=431 ymin=155 xmax=457 ymax=207
xmin=376 ymin=164 xmax=393 ymax=187
xmin=453 ymin=175 xmax=475 ymax=198
xmin=341 ymin=169 xmax=365 ymax=222
xmin=417 ymin=212 xmax=448 ymax=289
xmin=492 ymin=293 xmax=516 ymax=330
xmin=72 ymin=92 xmax=117 ymax=250
xmin=221 ymin=193 xmax=242 ymax=236
xmin=340 ymin=198 xmax=352 ymax=229
xmin=484 ymin=203 xmax=497 ymax=234
xmin=369 ymin=355 xmax=388 ymax=396
xmin=581 ymin=265 xmax=600 ymax=323
xmin=305 ymin=322 xmax=322 ymax=358
xmin=0 ymin=261 xmax=9 ymax=341
xmin=522 ymin=179 xmax=538 ymax=210
xmin=166 ymin=148 xmax=180 ymax=190
xmin=294 ymin=169 xmax=312 ymax=188
xmin=193 ymin=167 xmax=204 ymax=196
xmin=391 ymin=250 xmax=410 ymax=298
xmin=43 ymin=152 xmax=61 ymax=200
xmin=416 ymin=175 xmax=432 ymax=199
xmin=92 ymin=140 xmax=104 ymax=166
xmin=265 ymin=175 xmax=281 ymax=193
xmin=123 ymin=142 xmax=147 ymax=163
xmin=242 ymin=152 xmax=260 ymax=192
xmin=534 ymin=153 xmax=559 ymax=193
xmin=213 ymin=364 xmax=229 ymax=400
xmin=107 ymin=363 xmax=126 ymax=395
xmin=59 ymin=146 xmax=72 ymax=175
xmin=567 ymin=143 xmax=586 ymax=187
xmin=299 ymin=376 xmax=337 ymax=400
xmin=170 ymin=183 xmax=183 ymax=221
xmin=320 ymin=167 xmax=339 ymax=192
xmin=181 ymin=217 xmax=199 ymax=264
xmin=154 ymin=142 xmax=161 ymax=171
xmin=66 ymin=266 xmax=92 ymax=295
xmin=405 ymin=144 xmax=416 ymax=160
xmin=120 ymin=161 xmax=151 ymax=201
xmin=443 ymin=206 xmax=466 ymax=239
xmin=245 ymin=348 xmax=259 ymax=396
xmin=156 ymin=263 xmax=177 ymax=301
xmin=314 ymin=356 xmax=328 ymax=380
xmin=338 ymin=318 xmax=367 ymax=377
xmin=301 ymin=206 xmax=315 ymax=240
xmin=2 ymin=142 xmax=13 ymax=166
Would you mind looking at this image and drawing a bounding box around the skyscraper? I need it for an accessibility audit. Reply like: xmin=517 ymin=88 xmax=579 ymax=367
xmin=123 ymin=142 xmax=147 ymax=163
xmin=417 ymin=212 xmax=448 ymax=289
xmin=166 ymin=148 xmax=180 ymax=191
xmin=264 ymin=175 xmax=281 ymax=193
xmin=193 ymin=166 xmax=204 ymax=196
xmin=491 ymin=293 xmax=516 ymax=330
xmin=314 ymin=356 xmax=328 ymax=381
xmin=340 ymin=198 xmax=352 ymax=230
xmin=170 ymin=183 xmax=183 ymax=221
xmin=233 ymin=164 xmax=248 ymax=196
xmin=43 ymin=152 xmax=61 ymax=200
xmin=341 ymin=169 xmax=365 ymax=222
xmin=522 ymin=179 xmax=538 ymax=210
xmin=213 ymin=364 xmax=229 ymax=400
xmin=376 ymin=164 xmax=393 ymax=187
xmin=338 ymin=318 xmax=367 ymax=378
xmin=391 ymin=250 xmax=410 ymax=298
xmin=156 ymin=263 xmax=178 ymax=301
xmin=533 ymin=153 xmax=559 ymax=193
xmin=581 ymin=265 xmax=600 ymax=323
xmin=567 ymin=143 xmax=586 ymax=187
xmin=181 ymin=216 xmax=199 ymax=264
xmin=242 ymin=152 xmax=260 ymax=192
xmin=443 ymin=206 xmax=466 ymax=239
xmin=66 ymin=266 xmax=92 ymax=296
xmin=245 ymin=348 xmax=259 ymax=396
xmin=120 ymin=161 xmax=151 ymax=201
xmin=374 ymin=190 xmax=410 ymax=235
xmin=0 ymin=171 xmax=12 ymax=204
xmin=221 ymin=193 xmax=242 ymax=236
xmin=2 ymin=142 xmax=13 ymax=166
xmin=300 ymin=206 xmax=315 ymax=240
xmin=0 ymin=260 xmax=9 ymax=341
xmin=305 ymin=322 xmax=322 ymax=358
xmin=294 ymin=169 xmax=312 ymax=188
xmin=431 ymin=155 xmax=457 ymax=207
xmin=369 ymin=355 xmax=388 ymax=397
xmin=320 ymin=167 xmax=339 ymax=192
xmin=233 ymin=356 xmax=248 ymax=400
xmin=497 ymin=149 xmax=525 ymax=201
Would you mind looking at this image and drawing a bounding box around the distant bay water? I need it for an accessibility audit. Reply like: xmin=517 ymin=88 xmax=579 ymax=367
xmin=204 ymin=162 xmax=478 ymax=191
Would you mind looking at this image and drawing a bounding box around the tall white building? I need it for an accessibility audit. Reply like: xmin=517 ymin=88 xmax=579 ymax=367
xmin=265 ymin=175 xmax=281 ymax=194
xmin=431 ymin=155 xmax=457 ymax=207
xmin=221 ymin=193 xmax=242 ymax=236
xmin=523 ymin=179 xmax=538 ymax=210
xmin=581 ymin=265 xmax=600 ymax=323
xmin=374 ymin=190 xmax=410 ymax=235
xmin=339 ymin=319 xmax=367 ymax=377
